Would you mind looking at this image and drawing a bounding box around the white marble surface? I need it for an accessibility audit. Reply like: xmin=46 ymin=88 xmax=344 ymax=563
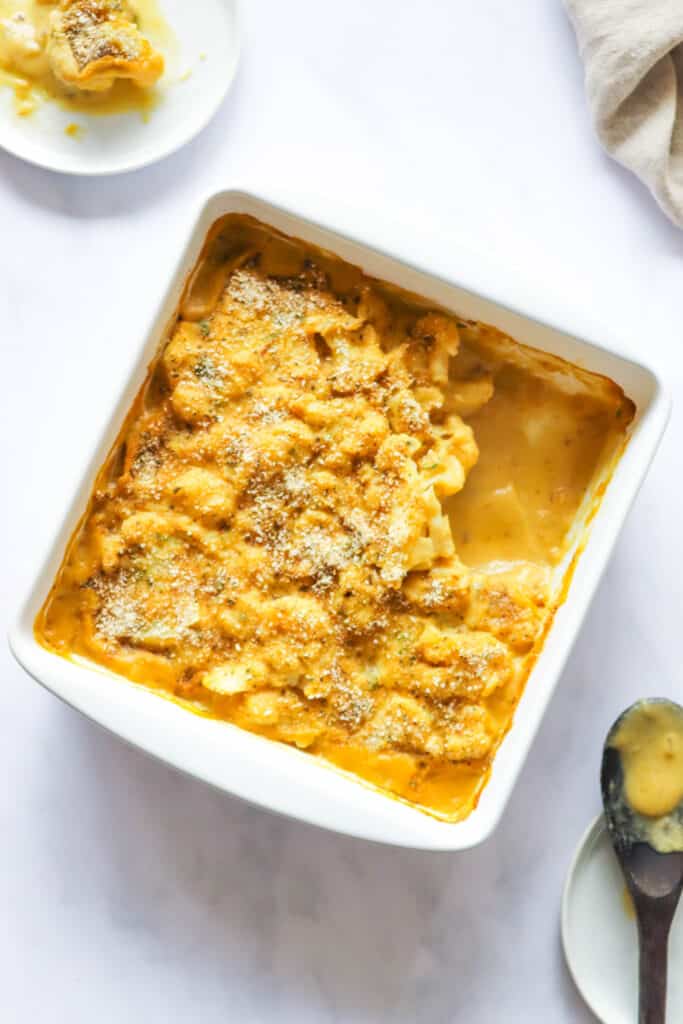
xmin=1 ymin=2 xmax=682 ymax=1020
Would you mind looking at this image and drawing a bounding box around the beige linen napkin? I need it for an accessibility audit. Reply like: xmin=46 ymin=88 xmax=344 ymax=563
xmin=566 ymin=0 xmax=683 ymax=226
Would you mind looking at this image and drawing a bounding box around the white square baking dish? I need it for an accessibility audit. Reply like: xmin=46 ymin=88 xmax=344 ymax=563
xmin=9 ymin=190 xmax=670 ymax=851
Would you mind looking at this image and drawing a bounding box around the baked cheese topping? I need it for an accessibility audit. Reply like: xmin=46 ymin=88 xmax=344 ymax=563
xmin=0 ymin=0 xmax=166 ymax=114
xmin=48 ymin=0 xmax=163 ymax=91
xmin=36 ymin=215 xmax=634 ymax=820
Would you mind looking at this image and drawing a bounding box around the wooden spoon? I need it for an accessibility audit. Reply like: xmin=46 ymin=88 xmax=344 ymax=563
xmin=601 ymin=699 xmax=683 ymax=1024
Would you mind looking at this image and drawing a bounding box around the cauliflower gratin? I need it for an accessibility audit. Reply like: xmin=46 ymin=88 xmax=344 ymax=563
xmin=35 ymin=215 xmax=635 ymax=821
xmin=0 ymin=0 xmax=167 ymax=116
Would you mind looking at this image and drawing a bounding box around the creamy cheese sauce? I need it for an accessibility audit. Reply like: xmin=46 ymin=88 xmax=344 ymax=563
xmin=614 ymin=702 xmax=683 ymax=818
xmin=611 ymin=700 xmax=683 ymax=853
xmin=35 ymin=215 xmax=634 ymax=822
xmin=448 ymin=362 xmax=620 ymax=567
xmin=0 ymin=0 xmax=173 ymax=118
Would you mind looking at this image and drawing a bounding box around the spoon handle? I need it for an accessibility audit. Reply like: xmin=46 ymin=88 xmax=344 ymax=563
xmin=638 ymin=914 xmax=671 ymax=1024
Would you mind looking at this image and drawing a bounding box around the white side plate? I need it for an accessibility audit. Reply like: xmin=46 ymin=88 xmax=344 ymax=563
xmin=563 ymin=816 xmax=683 ymax=1023
xmin=0 ymin=0 xmax=240 ymax=175
xmin=8 ymin=189 xmax=671 ymax=850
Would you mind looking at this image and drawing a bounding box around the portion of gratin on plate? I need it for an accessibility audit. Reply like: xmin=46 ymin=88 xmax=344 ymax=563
xmin=35 ymin=215 xmax=635 ymax=821
xmin=0 ymin=0 xmax=168 ymax=116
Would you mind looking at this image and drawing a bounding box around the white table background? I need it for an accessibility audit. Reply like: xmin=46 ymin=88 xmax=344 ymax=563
xmin=1 ymin=2 xmax=682 ymax=1021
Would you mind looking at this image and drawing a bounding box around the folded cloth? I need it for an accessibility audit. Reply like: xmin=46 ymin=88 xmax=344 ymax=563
xmin=566 ymin=0 xmax=683 ymax=226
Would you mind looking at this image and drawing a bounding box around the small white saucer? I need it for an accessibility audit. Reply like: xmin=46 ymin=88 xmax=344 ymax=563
xmin=562 ymin=815 xmax=683 ymax=1024
xmin=0 ymin=0 xmax=240 ymax=175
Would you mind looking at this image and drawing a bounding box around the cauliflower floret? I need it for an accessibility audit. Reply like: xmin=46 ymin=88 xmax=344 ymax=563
xmin=266 ymin=593 xmax=332 ymax=641
xmin=120 ymin=510 xmax=176 ymax=547
xmin=444 ymin=705 xmax=494 ymax=761
xmin=95 ymin=528 xmax=124 ymax=574
xmin=374 ymin=432 xmax=421 ymax=473
xmin=360 ymin=693 xmax=441 ymax=755
xmin=356 ymin=287 xmax=391 ymax=332
xmin=445 ymin=374 xmax=494 ymax=418
xmin=419 ymin=443 xmax=466 ymax=498
xmin=167 ymin=467 xmax=235 ymax=525
xmin=403 ymin=565 xmax=471 ymax=616
xmin=161 ymin=323 xmax=207 ymax=385
xmin=331 ymin=565 xmax=384 ymax=634
xmin=413 ymin=313 xmax=461 ymax=355
xmin=413 ymin=313 xmax=460 ymax=385
xmin=339 ymin=408 xmax=389 ymax=459
xmin=387 ymin=389 xmax=431 ymax=437
xmin=241 ymin=689 xmax=281 ymax=726
xmin=413 ymin=625 xmax=513 ymax=699
xmin=289 ymin=394 xmax=339 ymax=429
xmin=467 ymin=570 xmax=548 ymax=653
xmin=268 ymin=690 xmax=324 ymax=748
xmin=47 ymin=0 xmax=164 ymax=92
xmin=432 ymin=415 xmax=479 ymax=474
xmin=202 ymin=660 xmax=267 ymax=696
xmin=216 ymin=591 xmax=264 ymax=642
xmin=252 ymin=417 xmax=315 ymax=468
xmin=169 ymin=379 xmax=215 ymax=424
xmin=325 ymin=325 xmax=387 ymax=395
xmin=0 ymin=10 xmax=49 ymax=77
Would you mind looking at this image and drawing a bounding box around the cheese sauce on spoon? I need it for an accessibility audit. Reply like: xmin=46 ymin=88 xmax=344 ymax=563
xmin=609 ymin=699 xmax=683 ymax=854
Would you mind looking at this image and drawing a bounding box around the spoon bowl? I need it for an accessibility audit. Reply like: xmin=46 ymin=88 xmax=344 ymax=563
xmin=601 ymin=699 xmax=683 ymax=1024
